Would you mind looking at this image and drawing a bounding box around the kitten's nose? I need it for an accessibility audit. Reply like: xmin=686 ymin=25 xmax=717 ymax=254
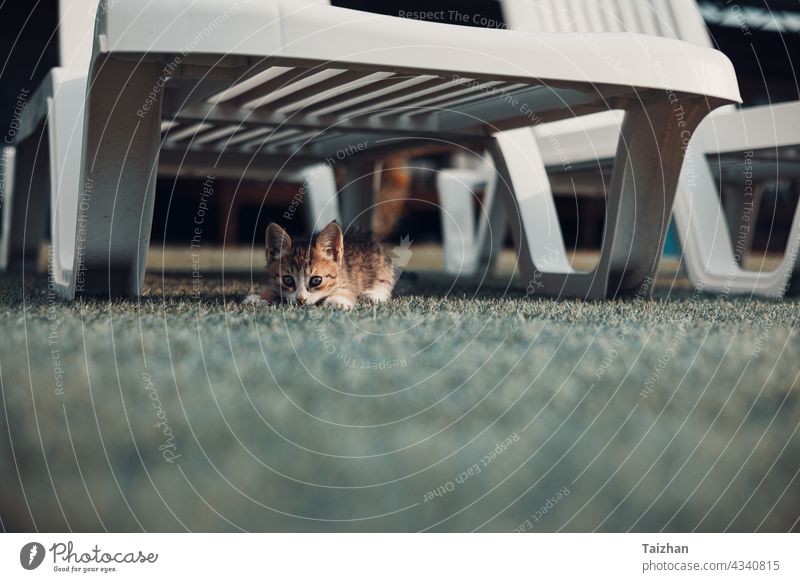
xmin=296 ymin=295 xmax=307 ymax=305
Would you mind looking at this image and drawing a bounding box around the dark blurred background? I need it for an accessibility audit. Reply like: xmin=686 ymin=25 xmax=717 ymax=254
xmin=1 ymin=0 xmax=798 ymax=258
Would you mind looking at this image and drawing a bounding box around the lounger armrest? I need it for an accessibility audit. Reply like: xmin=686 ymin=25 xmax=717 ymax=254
xmin=704 ymin=101 xmax=800 ymax=154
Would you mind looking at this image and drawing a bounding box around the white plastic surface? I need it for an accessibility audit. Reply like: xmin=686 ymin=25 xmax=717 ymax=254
xmin=440 ymin=0 xmax=797 ymax=297
xmin=6 ymin=0 xmax=742 ymax=300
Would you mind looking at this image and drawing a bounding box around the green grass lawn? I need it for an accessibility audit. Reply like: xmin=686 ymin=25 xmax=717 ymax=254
xmin=1 ymin=270 xmax=799 ymax=531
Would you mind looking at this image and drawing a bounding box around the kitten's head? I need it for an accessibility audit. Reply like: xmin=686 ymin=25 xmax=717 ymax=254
xmin=265 ymin=222 xmax=343 ymax=305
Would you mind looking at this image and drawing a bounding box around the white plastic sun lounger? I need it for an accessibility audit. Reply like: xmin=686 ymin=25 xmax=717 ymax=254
xmin=438 ymin=0 xmax=799 ymax=298
xmin=3 ymin=0 xmax=739 ymax=299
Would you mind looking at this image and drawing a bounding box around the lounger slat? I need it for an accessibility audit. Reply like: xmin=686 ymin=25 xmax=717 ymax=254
xmin=668 ymin=0 xmax=713 ymax=44
xmin=583 ymin=1 xmax=607 ymax=32
xmin=242 ymin=129 xmax=319 ymax=151
xmin=596 ymin=0 xmax=623 ymax=32
xmin=400 ymin=83 xmax=531 ymax=120
xmin=567 ymin=0 xmax=590 ymax=31
xmin=169 ymin=101 xmax=493 ymax=144
xmin=267 ymin=130 xmax=328 ymax=150
xmin=244 ymin=69 xmax=347 ymax=110
xmin=499 ymin=1 xmax=535 ymax=31
xmin=330 ymin=77 xmax=458 ymax=118
xmin=221 ymin=126 xmax=278 ymax=148
xmin=251 ymin=69 xmax=369 ymax=113
xmin=272 ymin=129 xmax=324 ymax=147
xmin=537 ymin=0 xmax=560 ymax=31
xmin=387 ymin=82 xmax=524 ymax=120
xmin=274 ymin=71 xmax=395 ymax=114
xmin=648 ymin=0 xmax=673 ymax=38
xmin=615 ymin=0 xmax=643 ymax=34
xmin=160 ymin=120 xmax=179 ymax=133
xmin=368 ymin=80 xmax=508 ymax=119
xmin=207 ymin=66 xmax=294 ymax=104
xmin=165 ymin=122 xmax=213 ymax=144
xmin=191 ymin=125 xmax=240 ymax=146
xmin=308 ymin=74 xmax=439 ymax=116
xmin=222 ymin=67 xmax=327 ymax=108
xmin=256 ymin=128 xmax=302 ymax=143
xmin=264 ymin=70 xmax=381 ymax=114
xmin=636 ymin=2 xmax=660 ymax=35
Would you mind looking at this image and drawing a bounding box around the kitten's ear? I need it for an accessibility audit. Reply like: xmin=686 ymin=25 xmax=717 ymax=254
xmin=266 ymin=223 xmax=292 ymax=261
xmin=315 ymin=221 xmax=344 ymax=262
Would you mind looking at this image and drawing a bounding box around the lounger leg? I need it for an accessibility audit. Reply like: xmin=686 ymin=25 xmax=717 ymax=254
xmin=68 ymin=60 xmax=163 ymax=298
xmin=1 ymin=142 xmax=49 ymax=271
xmin=50 ymin=71 xmax=88 ymax=290
xmin=339 ymin=160 xmax=375 ymax=231
xmin=673 ymin=138 xmax=793 ymax=298
xmin=476 ymin=167 xmax=507 ymax=275
xmin=300 ymin=164 xmax=341 ymax=233
xmin=605 ymin=100 xmax=708 ymax=298
xmin=490 ymin=131 xmax=597 ymax=297
xmin=723 ymin=182 xmax=763 ymax=264
xmin=0 ymin=148 xmax=12 ymax=270
xmin=437 ymin=169 xmax=482 ymax=274
xmin=780 ymin=200 xmax=800 ymax=295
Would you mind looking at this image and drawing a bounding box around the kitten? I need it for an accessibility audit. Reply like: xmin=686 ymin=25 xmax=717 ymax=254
xmin=249 ymin=221 xmax=397 ymax=310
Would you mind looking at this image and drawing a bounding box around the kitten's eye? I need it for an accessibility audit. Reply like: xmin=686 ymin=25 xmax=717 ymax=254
xmin=282 ymin=275 xmax=295 ymax=288
xmin=309 ymin=276 xmax=322 ymax=288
